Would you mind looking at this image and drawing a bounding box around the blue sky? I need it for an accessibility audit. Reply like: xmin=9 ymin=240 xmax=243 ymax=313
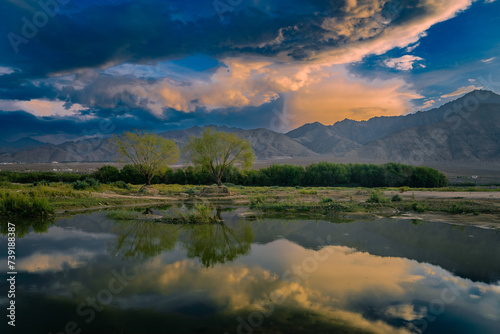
xmin=0 ymin=0 xmax=499 ymax=143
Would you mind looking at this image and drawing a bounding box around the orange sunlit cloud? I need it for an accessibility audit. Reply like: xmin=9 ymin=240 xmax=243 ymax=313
xmin=288 ymin=70 xmax=422 ymax=127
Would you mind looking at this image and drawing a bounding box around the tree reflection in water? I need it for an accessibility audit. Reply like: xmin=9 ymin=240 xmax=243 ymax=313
xmin=110 ymin=212 xmax=254 ymax=266
xmin=0 ymin=217 xmax=54 ymax=238
xmin=111 ymin=220 xmax=181 ymax=261
xmin=183 ymin=222 xmax=254 ymax=268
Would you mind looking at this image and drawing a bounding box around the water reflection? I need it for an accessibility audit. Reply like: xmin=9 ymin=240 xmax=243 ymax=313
xmin=110 ymin=220 xmax=180 ymax=261
xmin=1 ymin=210 xmax=500 ymax=334
xmin=109 ymin=214 xmax=254 ymax=267
xmin=184 ymin=223 xmax=254 ymax=267
xmin=0 ymin=216 xmax=54 ymax=237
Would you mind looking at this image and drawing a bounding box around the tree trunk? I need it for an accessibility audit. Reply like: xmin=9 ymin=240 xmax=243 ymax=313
xmin=145 ymin=174 xmax=152 ymax=185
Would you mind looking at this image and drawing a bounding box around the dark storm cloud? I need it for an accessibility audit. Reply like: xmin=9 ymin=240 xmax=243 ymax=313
xmin=0 ymin=98 xmax=282 ymax=142
xmin=1 ymin=0 xmax=437 ymax=75
xmin=0 ymin=0 xmax=492 ymax=138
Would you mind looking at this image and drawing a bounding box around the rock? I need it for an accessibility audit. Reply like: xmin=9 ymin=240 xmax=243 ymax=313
xmin=196 ymin=185 xmax=231 ymax=197
xmin=139 ymin=185 xmax=159 ymax=195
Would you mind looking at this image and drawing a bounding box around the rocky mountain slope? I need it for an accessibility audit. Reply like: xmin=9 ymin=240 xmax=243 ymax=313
xmin=0 ymin=90 xmax=498 ymax=165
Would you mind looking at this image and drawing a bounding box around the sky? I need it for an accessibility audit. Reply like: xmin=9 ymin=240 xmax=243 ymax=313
xmin=0 ymin=0 xmax=499 ymax=143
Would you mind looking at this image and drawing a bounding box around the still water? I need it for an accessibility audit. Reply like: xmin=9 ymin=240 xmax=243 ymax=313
xmin=1 ymin=207 xmax=500 ymax=334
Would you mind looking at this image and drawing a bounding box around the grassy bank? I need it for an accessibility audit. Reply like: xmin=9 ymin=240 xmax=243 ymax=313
xmin=0 ymin=192 xmax=54 ymax=217
xmin=0 ymin=181 xmax=499 ymax=218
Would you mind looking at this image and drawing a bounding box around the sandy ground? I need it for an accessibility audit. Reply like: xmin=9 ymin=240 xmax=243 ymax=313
xmin=399 ymin=213 xmax=500 ymax=230
xmin=384 ymin=191 xmax=500 ymax=199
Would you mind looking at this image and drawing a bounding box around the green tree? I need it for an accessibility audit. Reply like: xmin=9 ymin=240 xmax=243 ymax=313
xmin=114 ymin=130 xmax=180 ymax=185
xmin=185 ymin=128 xmax=254 ymax=186
xmin=93 ymin=165 xmax=120 ymax=183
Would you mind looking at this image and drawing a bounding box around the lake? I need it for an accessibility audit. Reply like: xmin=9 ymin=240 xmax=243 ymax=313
xmin=1 ymin=206 xmax=500 ymax=333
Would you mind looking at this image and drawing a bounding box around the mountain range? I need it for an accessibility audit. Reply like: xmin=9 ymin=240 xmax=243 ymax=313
xmin=1 ymin=90 xmax=499 ymax=166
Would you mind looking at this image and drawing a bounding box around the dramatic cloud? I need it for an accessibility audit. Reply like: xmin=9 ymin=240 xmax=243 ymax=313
xmin=0 ymin=99 xmax=88 ymax=117
xmin=384 ymin=55 xmax=425 ymax=71
xmin=288 ymin=67 xmax=422 ymax=126
xmin=0 ymin=0 xmax=499 ymax=139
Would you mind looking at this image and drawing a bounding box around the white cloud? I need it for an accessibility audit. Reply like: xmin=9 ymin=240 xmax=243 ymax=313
xmin=441 ymin=85 xmax=483 ymax=98
xmin=311 ymin=0 xmax=475 ymax=66
xmin=385 ymin=304 xmax=427 ymax=321
xmin=481 ymin=57 xmax=496 ymax=63
xmin=405 ymin=43 xmax=420 ymax=53
xmin=0 ymin=66 xmax=16 ymax=76
xmin=421 ymin=99 xmax=436 ymax=109
xmin=384 ymin=55 xmax=425 ymax=71
xmin=17 ymin=250 xmax=96 ymax=273
xmin=0 ymin=99 xmax=90 ymax=118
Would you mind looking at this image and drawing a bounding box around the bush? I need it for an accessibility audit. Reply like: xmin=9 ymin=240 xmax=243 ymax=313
xmin=250 ymin=194 xmax=267 ymax=206
xmin=33 ymin=180 xmax=50 ymax=187
xmin=412 ymin=202 xmax=426 ymax=213
xmin=72 ymin=180 xmax=90 ymax=190
xmin=0 ymin=192 xmax=54 ymax=217
xmin=111 ymin=181 xmax=131 ymax=190
xmin=173 ymin=204 xmax=218 ymax=224
xmin=299 ymin=190 xmax=318 ymax=195
xmin=367 ymin=190 xmax=389 ymax=203
xmin=93 ymin=165 xmax=120 ymax=183
xmin=73 ymin=178 xmax=100 ymax=190
xmin=391 ymin=194 xmax=403 ymax=202
xmin=320 ymin=197 xmax=333 ymax=203
xmin=84 ymin=177 xmax=100 ymax=187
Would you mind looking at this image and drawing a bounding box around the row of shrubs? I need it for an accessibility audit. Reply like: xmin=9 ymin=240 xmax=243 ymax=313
xmin=109 ymin=162 xmax=447 ymax=188
xmin=0 ymin=162 xmax=448 ymax=188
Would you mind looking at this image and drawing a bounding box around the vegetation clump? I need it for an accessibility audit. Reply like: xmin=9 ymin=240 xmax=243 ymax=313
xmin=391 ymin=194 xmax=403 ymax=202
xmin=72 ymin=178 xmax=100 ymax=190
xmin=0 ymin=192 xmax=54 ymax=217
xmin=367 ymin=190 xmax=390 ymax=204
xmin=111 ymin=180 xmax=131 ymax=190
xmin=169 ymin=204 xmax=220 ymax=224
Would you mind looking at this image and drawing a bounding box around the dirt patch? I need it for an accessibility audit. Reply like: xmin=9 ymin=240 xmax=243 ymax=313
xmin=196 ymin=186 xmax=231 ymax=197
xmin=399 ymin=212 xmax=500 ymax=230
xmin=139 ymin=185 xmax=159 ymax=195
xmin=385 ymin=191 xmax=500 ymax=200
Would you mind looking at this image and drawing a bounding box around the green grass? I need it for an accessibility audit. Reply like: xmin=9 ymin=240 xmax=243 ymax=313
xmin=168 ymin=203 xmax=219 ymax=224
xmin=298 ymin=189 xmax=318 ymax=195
xmin=366 ymin=190 xmax=390 ymax=204
xmin=251 ymin=200 xmax=364 ymax=214
xmin=106 ymin=210 xmax=138 ymax=220
xmin=393 ymin=200 xmax=493 ymax=215
xmin=0 ymin=192 xmax=54 ymax=217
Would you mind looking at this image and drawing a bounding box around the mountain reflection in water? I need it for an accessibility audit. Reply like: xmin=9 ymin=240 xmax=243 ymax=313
xmin=1 ymin=208 xmax=499 ymax=334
